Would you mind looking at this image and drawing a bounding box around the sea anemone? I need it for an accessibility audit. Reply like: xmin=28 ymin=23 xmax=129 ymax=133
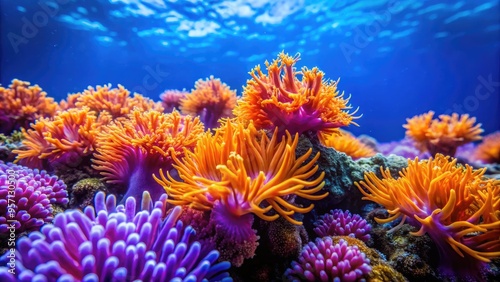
xmin=61 ymin=84 xmax=163 ymax=119
xmin=92 ymin=109 xmax=204 ymax=201
xmin=180 ymin=76 xmax=237 ymax=129
xmin=14 ymin=107 xmax=103 ymax=170
xmin=160 ymin=89 xmax=189 ymax=113
xmin=284 ymin=237 xmax=372 ymax=282
xmin=0 ymin=191 xmax=232 ymax=281
xmin=233 ymin=51 xmax=358 ymax=138
xmin=0 ymin=161 xmax=68 ymax=235
xmin=154 ymin=120 xmax=327 ymax=225
xmin=314 ymin=209 xmax=371 ymax=242
xmin=320 ymin=130 xmax=376 ymax=160
xmin=403 ymin=111 xmax=483 ymax=156
xmin=0 ymin=79 xmax=58 ymax=134
xmin=155 ymin=120 xmax=326 ymax=265
xmin=355 ymin=154 xmax=500 ymax=280
xmin=473 ymin=131 xmax=500 ymax=164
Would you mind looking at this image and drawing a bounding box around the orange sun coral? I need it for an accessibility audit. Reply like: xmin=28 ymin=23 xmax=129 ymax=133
xmin=404 ymin=111 xmax=483 ymax=157
xmin=14 ymin=107 xmax=103 ymax=170
xmin=355 ymin=154 xmax=500 ymax=280
xmin=92 ymin=109 xmax=204 ymax=201
xmin=233 ymin=51 xmax=358 ymax=138
xmin=61 ymin=84 xmax=163 ymax=119
xmin=154 ymin=120 xmax=327 ymax=225
xmin=0 ymin=79 xmax=58 ymax=134
xmin=180 ymin=76 xmax=237 ymax=129
xmin=473 ymin=131 xmax=500 ymax=164
xmin=319 ymin=130 xmax=376 ymax=159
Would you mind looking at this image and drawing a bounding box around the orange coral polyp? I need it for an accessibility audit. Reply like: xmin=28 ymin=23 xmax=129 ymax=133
xmin=356 ymin=154 xmax=500 ymax=276
xmin=404 ymin=111 xmax=483 ymax=156
xmin=154 ymin=120 xmax=327 ymax=225
xmin=234 ymin=52 xmax=358 ymax=137
xmin=14 ymin=107 xmax=101 ymax=169
xmin=180 ymin=76 xmax=237 ymax=129
xmin=62 ymin=84 xmax=163 ymax=119
xmin=320 ymin=130 xmax=376 ymax=159
xmin=0 ymin=79 xmax=58 ymax=134
xmin=93 ymin=109 xmax=203 ymax=185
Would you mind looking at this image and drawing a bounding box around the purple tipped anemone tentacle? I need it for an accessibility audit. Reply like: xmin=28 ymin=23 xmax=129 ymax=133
xmin=0 ymin=191 xmax=232 ymax=281
xmin=0 ymin=161 xmax=68 ymax=235
xmin=285 ymin=237 xmax=371 ymax=282
xmin=314 ymin=209 xmax=371 ymax=242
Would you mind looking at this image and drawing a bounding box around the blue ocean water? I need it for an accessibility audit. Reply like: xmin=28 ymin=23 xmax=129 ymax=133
xmin=1 ymin=0 xmax=499 ymax=142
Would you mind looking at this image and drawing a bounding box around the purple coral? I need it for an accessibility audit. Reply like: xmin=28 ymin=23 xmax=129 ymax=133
xmin=285 ymin=237 xmax=371 ymax=282
xmin=377 ymin=138 xmax=430 ymax=159
xmin=314 ymin=209 xmax=371 ymax=242
xmin=0 ymin=191 xmax=232 ymax=282
xmin=0 ymin=161 xmax=68 ymax=235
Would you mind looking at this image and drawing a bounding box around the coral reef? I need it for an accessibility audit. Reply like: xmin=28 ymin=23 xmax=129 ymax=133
xmin=14 ymin=107 xmax=103 ymax=171
xmin=0 ymin=162 xmax=68 ymax=236
xmin=0 ymin=131 xmax=23 ymax=163
xmin=320 ymin=130 xmax=376 ymax=160
xmin=284 ymin=237 xmax=372 ymax=282
xmin=180 ymin=76 xmax=237 ymax=129
xmin=93 ymin=109 xmax=204 ymax=201
xmin=68 ymin=178 xmax=108 ymax=209
xmin=474 ymin=131 xmax=500 ymax=164
xmin=314 ymin=209 xmax=372 ymax=242
xmin=0 ymin=79 xmax=58 ymax=134
xmin=234 ymin=51 xmax=358 ymax=138
xmin=356 ymin=154 xmax=500 ymax=280
xmin=160 ymin=89 xmax=188 ymax=112
xmin=404 ymin=111 xmax=483 ymax=156
xmin=294 ymin=135 xmax=408 ymax=216
xmin=0 ymin=191 xmax=232 ymax=281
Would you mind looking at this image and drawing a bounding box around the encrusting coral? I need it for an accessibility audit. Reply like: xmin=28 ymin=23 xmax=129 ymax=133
xmin=0 ymin=191 xmax=232 ymax=281
xmin=0 ymin=79 xmax=58 ymax=134
xmin=180 ymin=76 xmax=237 ymax=129
xmin=355 ymin=154 xmax=500 ymax=280
xmin=404 ymin=111 xmax=483 ymax=157
xmin=233 ymin=51 xmax=358 ymax=138
xmin=93 ymin=109 xmax=204 ymax=201
xmin=13 ymin=107 xmax=104 ymax=171
xmin=473 ymin=131 xmax=500 ymax=164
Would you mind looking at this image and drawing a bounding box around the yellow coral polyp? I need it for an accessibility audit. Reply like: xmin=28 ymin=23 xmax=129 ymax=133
xmin=319 ymin=130 xmax=376 ymax=159
xmin=404 ymin=111 xmax=483 ymax=156
xmin=154 ymin=120 xmax=327 ymax=225
xmin=355 ymin=154 xmax=500 ymax=266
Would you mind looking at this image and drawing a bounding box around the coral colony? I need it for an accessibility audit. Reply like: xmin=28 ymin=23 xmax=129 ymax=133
xmin=0 ymin=51 xmax=499 ymax=282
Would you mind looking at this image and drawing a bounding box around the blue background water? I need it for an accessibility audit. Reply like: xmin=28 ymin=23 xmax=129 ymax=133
xmin=1 ymin=0 xmax=499 ymax=142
